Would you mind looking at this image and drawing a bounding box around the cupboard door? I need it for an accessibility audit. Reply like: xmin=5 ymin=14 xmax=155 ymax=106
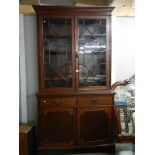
xmin=42 ymin=107 xmax=76 ymax=147
xmin=77 ymin=106 xmax=113 ymax=146
xmin=76 ymin=17 xmax=111 ymax=89
xmin=42 ymin=17 xmax=75 ymax=90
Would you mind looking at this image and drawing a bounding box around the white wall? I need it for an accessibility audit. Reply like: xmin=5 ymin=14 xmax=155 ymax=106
xmin=112 ymin=16 xmax=135 ymax=84
xmin=19 ymin=14 xmax=38 ymax=126
xmin=19 ymin=14 xmax=27 ymax=123
xmin=24 ymin=15 xmax=38 ymax=125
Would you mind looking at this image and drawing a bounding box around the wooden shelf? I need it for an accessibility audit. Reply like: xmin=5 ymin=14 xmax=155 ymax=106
xmin=45 ymin=35 xmax=71 ymax=39
xmin=79 ymin=34 xmax=106 ymax=37
xmin=44 ymin=50 xmax=72 ymax=55
xmin=45 ymin=77 xmax=71 ymax=81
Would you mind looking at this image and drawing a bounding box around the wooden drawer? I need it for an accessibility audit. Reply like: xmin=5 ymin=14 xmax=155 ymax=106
xmin=40 ymin=98 xmax=76 ymax=107
xmin=78 ymin=97 xmax=113 ymax=106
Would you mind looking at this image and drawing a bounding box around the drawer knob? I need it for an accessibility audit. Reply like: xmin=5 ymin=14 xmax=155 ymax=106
xmin=91 ymin=99 xmax=98 ymax=104
xmin=52 ymin=100 xmax=63 ymax=105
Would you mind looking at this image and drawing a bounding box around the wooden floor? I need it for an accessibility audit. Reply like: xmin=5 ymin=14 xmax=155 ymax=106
xmin=37 ymin=143 xmax=135 ymax=155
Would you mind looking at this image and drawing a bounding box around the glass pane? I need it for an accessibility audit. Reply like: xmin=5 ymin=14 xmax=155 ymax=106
xmin=78 ymin=19 xmax=106 ymax=87
xmin=43 ymin=18 xmax=72 ymax=88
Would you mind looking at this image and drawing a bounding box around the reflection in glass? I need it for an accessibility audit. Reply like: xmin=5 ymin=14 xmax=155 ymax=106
xmin=78 ymin=19 xmax=106 ymax=87
xmin=43 ymin=19 xmax=72 ymax=88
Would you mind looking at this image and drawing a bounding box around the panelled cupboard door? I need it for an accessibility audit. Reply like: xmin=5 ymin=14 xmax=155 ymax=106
xmin=77 ymin=106 xmax=113 ymax=146
xmin=42 ymin=107 xmax=76 ymax=147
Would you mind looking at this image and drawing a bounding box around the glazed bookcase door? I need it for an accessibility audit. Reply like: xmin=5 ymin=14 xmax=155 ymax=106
xmin=42 ymin=17 xmax=75 ymax=90
xmin=76 ymin=17 xmax=111 ymax=89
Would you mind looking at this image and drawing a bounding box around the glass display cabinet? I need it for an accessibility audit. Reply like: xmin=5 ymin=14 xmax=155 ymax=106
xmin=33 ymin=6 xmax=115 ymax=152
xmin=112 ymin=75 xmax=135 ymax=142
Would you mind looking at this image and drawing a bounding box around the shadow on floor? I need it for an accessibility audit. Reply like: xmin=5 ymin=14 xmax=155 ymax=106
xmin=37 ymin=143 xmax=135 ymax=155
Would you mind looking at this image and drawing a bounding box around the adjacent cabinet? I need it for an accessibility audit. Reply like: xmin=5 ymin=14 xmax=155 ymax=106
xmin=33 ymin=6 xmax=115 ymax=151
